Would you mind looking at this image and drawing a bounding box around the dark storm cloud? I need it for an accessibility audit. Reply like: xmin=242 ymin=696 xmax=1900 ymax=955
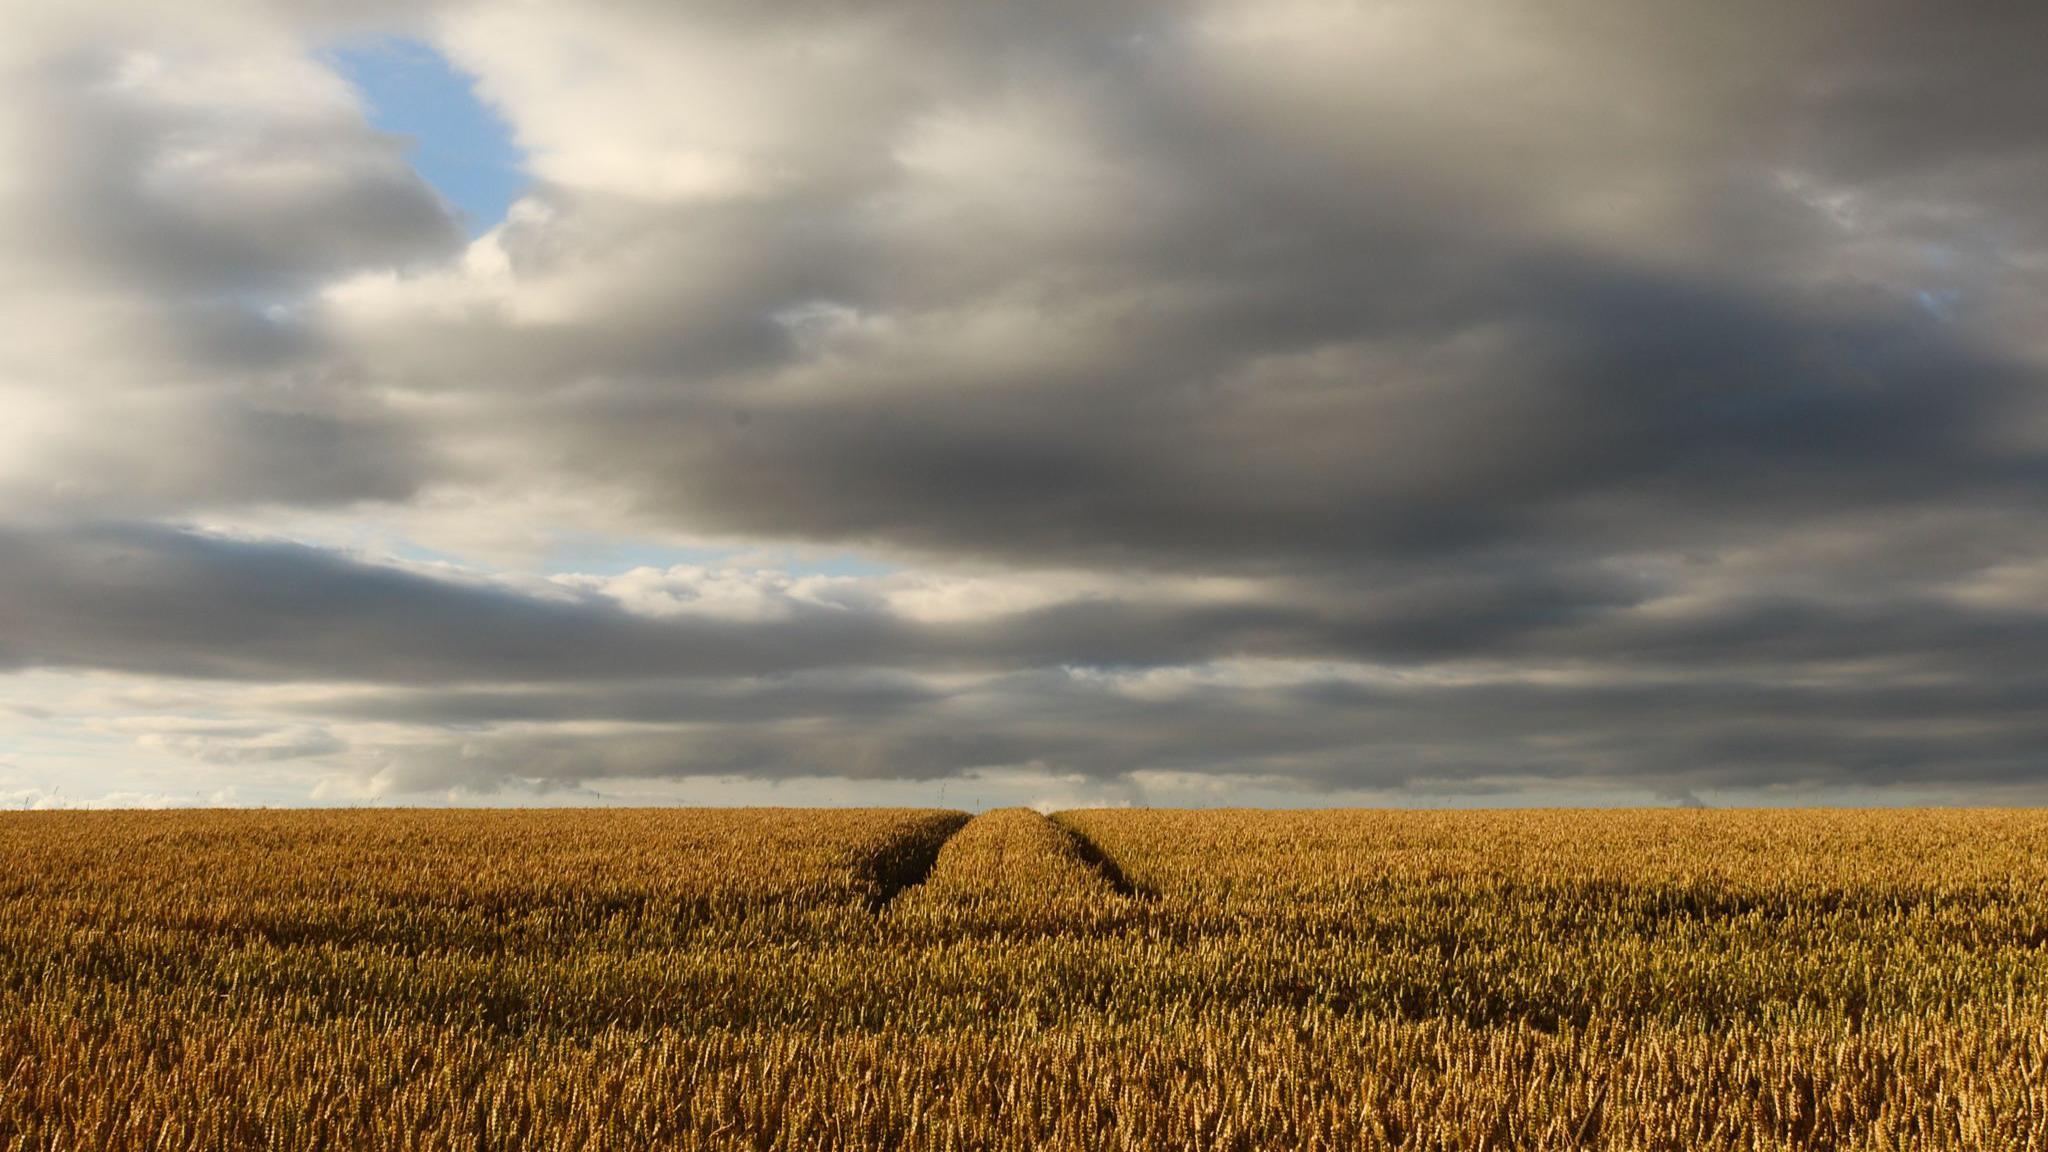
xmin=0 ymin=524 xmax=1641 ymax=681
xmin=555 ymin=261 xmax=2042 ymax=569
xmin=0 ymin=525 xmax=905 ymax=683
xmin=346 ymin=665 xmax=2048 ymax=796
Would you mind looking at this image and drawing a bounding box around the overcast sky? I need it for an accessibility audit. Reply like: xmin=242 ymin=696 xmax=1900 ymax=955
xmin=4 ymin=1 xmax=2046 ymax=808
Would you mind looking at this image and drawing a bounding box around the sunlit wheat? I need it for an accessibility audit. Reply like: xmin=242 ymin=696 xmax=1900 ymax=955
xmin=3 ymin=807 xmax=2044 ymax=1150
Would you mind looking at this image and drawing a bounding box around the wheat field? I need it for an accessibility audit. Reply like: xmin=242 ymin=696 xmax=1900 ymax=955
xmin=3 ymin=807 xmax=2046 ymax=1150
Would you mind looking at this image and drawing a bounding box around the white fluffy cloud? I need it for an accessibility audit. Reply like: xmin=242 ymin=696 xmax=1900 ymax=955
xmin=0 ymin=3 xmax=456 ymax=519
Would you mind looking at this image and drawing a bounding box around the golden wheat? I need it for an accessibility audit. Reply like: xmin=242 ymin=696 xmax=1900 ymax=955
xmin=2 ymin=806 xmax=2044 ymax=1150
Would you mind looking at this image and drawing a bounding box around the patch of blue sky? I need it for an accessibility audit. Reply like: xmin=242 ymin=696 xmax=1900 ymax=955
xmin=1915 ymin=288 xmax=1958 ymax=321
xmin=779 ymin=553 xmax=901 ymax=579
xmin=325 ymin=37 xmax=525 ymax=237
xmin=543 ymin=536 xmax=901 ymax=579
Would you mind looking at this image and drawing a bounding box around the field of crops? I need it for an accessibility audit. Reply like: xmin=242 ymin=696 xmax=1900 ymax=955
xmin=4 ymin=807 xmax=2046 ymax=1150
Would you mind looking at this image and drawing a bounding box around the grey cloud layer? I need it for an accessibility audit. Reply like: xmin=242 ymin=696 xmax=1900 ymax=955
xmin=5 ymin=0 xmax=2048 ymax=799
xmin=543 ymin=263 xmax=2041 ymax=567
xmin=319 ymin=1 xmax=2048 ymax=570
xmin=0 ymin=524 xmax=1639 ymax=681
xmin=3 ymin=523 xmax=2045 ymax=796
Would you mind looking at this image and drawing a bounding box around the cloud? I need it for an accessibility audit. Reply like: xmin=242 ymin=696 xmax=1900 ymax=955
xmin=1 ymin=523 xmax=2044 ymax=800
xmin=304 ymin=2 xmax=2048 ymax=574
xmin=0 ymin=522 xmax=1644 ymax=681
xmin=0 ymin=7 xmax=455 ymax=519
xmin=3 ymin=1 xmax=2047 ymax=802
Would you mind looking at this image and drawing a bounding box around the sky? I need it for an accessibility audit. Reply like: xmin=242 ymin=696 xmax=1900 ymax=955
xmin=3 ymin=2 xmax=2047 ymax=810
xmin=325 ymin=38 xmax=522 ymax=238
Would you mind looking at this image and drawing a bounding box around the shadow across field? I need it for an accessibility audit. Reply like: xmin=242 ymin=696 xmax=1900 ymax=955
xmin=860 ymin=812 xmax=974 ymax=912
xmin=1047 ymin=814 xmax=1153 ymax=901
